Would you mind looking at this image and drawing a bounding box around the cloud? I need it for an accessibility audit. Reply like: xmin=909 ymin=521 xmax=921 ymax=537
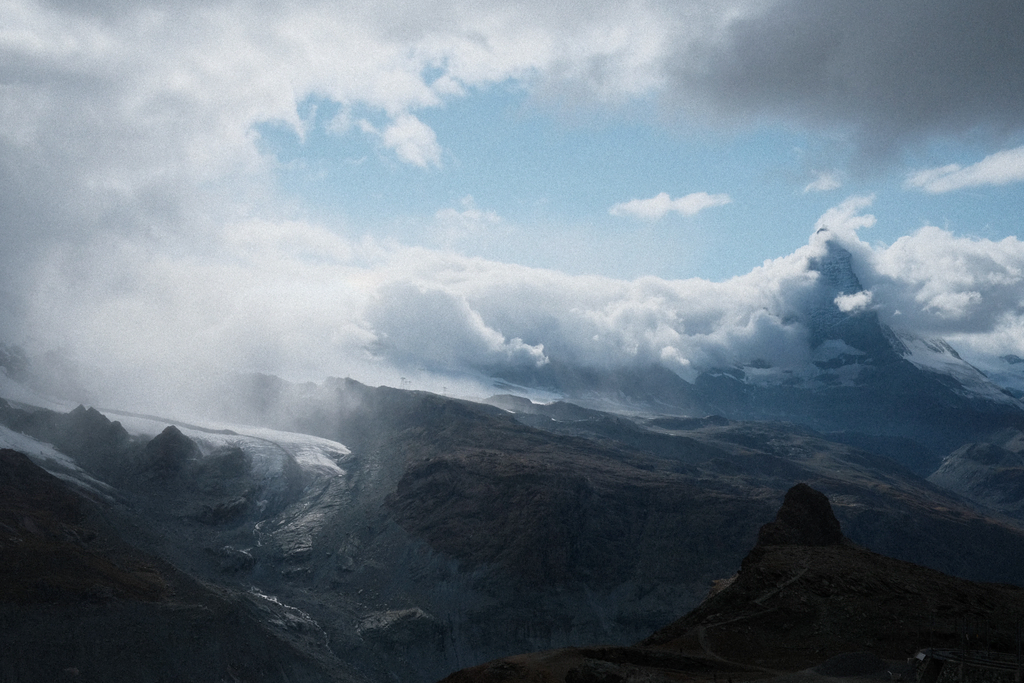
xmin=0 ymin=0 xmax=694 ymax=315
xmin=809 ymin=195 xmax=877 ymax=243
xmin=803 ymin=171 xmax=841 ymax=193
xmin=864 ymin=225 xmax=1024 ymax=330
xmin=433 ymin=196 xmax=501 ymax=246
xmin=3 ymin=1 xmax=1024 ymax=411
xmin=905 ymin=145 xmax=1024 ymax=193
xmin=609 ymin=191 xmax=732 ymax=220
xmin=6 ymin=198 xmax=1024 ymax=414
xmin=666 ymin=0 xmax=1024 ymax=156
xmin=834 ymin=291 xmax=872 ymax=313
xmin=367 ymin=283 xmax=547 ymax=371
xmin=380 ymin=114 xmax=443 ymax=167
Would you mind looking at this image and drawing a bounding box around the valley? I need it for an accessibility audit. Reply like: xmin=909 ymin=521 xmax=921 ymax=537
xmin=3 ymin=367 xmax=1024 ymax=682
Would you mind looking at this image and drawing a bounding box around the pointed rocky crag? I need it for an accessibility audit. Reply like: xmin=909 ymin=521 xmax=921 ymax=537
xmin=806 ymin=230 xmax=874 ymax=350
xmin=441 ymin=483 xmax=1024 ymax=682
xmin=644 ymin=483 xmax=1024 ymax=671
xmin=755 ymin=481 xmax=846 ymax=548
xmin=0 ymin=401 xmax=135 ymax=480
xmin=690 ymin=233 xmax=1024 ymax=471
xmin=139 ymin=425 xmax=201 ymax=478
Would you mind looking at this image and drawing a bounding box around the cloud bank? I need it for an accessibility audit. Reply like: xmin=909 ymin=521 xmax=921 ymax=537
xmin=666 ymin=0 xmax=1024 ymax=155
xmin=7 ymin=197 xmax=1024 ymax=413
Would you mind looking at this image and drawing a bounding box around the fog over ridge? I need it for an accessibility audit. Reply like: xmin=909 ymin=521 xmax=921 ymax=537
xmin=3 ymin=0 xmax=1024 ymax=411
xmin=3 ymin=195 xmax=1021 ymax=413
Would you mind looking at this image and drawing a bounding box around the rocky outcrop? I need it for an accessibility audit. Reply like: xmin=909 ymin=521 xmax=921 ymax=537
xmin=645 ymin=485 xmax=1024 ymax=672
xmin=756 ymin=482 xmax=846 ymax=547
xmin=0 ymin=448 xmax=359 ymax=683
xmin=139 ymin=425 xmax=201 ymax=478
xmin=438 ymin=484 xmax=1024 ymax=683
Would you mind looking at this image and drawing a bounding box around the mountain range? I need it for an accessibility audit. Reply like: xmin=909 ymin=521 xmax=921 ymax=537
xmin=1 ymin=232 xmax=1024 ymax=682
xmin=2 ymin=370 xmax=1024 ymax=681
xmin=493 ymin=233 xmax=1024 ymax=476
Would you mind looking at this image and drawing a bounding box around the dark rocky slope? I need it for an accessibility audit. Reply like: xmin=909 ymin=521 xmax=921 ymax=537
xmin=927 ymin=429 xmax=1024 ymax=520
xmin=7 ymin=380 xmax=1024 ymax=682
xmin=0 ymin=448 xmax=360 ymax=683
xmin=440 ymin=483 xmax=1024 ymax=683
xmin=162 ymin=378 xmax=1024 ymax=673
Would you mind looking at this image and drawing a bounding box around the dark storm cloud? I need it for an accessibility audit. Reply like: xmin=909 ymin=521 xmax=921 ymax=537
xmin=669 ymin=0 xmax=1024 ymax=155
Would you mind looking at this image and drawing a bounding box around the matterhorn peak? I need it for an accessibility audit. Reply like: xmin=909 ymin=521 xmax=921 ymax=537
xmin=804 ymin=234 xmax=875 ymax=349
xmin=807 ymin=231 xmax=863 ymax=298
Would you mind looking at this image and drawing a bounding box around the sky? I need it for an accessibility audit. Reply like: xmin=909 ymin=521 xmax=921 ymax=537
xmin=1 ymin=0 xmax=1024 ymax=409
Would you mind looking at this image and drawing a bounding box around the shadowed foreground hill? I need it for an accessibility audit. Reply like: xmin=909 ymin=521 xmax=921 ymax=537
xmin=0 ymin=448 xmax=359 ymax=683
xmin=441 ymin=484 xmax=1024 ymax=683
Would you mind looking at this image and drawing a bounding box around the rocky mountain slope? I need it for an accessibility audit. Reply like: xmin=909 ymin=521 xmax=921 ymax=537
xmin=0 ymin=448 xmax=358 ymax=683
xmin=441 ymin=484 xmax=1024 ymax=683
xmin=927 ymin=429 xmax=1024 ymax=519
xmin=4 ymin=374 xmax=1024 ymax=683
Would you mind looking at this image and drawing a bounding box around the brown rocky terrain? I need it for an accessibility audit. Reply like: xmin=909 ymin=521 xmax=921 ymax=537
xmin=439 ymin=483 xmax=1024 ymax=683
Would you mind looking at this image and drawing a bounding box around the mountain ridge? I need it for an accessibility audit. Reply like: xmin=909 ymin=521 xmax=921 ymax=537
xmin=4 ymin=371 xmax=1024 ymax=682
xmin=484 ymin=238 xmax=1023 ymax=476
xmin=441 ymin=483 xmax=1024 ymax=683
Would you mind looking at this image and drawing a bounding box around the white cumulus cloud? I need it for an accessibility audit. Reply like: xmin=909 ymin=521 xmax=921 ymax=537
xmin=8 ymin=198 xmax=1024 ymax=413
xmin=380 ymin=114 xmax=443 ymax=168
xmin=609 ymin=191 xmax=732 ymax=220
xmin=834 ymin=291 xmax=872 ymax=312
xmin=905 ymin=145 xmax=1024 ymax=193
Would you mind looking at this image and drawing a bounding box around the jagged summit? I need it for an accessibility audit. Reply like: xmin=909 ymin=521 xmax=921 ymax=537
xmin=140 ymin=424 xmax=201 ymax=477
xmin=808 ymin=231 xmax=864 ymax=297
xmin=805 ymin=236 xmax=879 ymax=351
xmin=756 ymin=482 xmax=846 ymax=547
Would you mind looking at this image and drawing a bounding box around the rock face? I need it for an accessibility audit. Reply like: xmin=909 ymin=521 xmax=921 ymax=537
xmin=0 ymin=449 xmax=354 ymax=683
xmin=927 ymin=431 xmax=1024 ymax=519
xmin=440 ymin=484 xmax=1024 ymax=683
xmin=806 ymin=233 xmax=870 ymax=348
xmin=140 ymin=424 xmax=202 ymax=478
xmin=756 ymin=482 xmax=845 ymax=547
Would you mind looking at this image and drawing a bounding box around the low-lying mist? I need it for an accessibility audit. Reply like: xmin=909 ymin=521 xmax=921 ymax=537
xmin=3 ymin=197 xmax=1023 ymax=421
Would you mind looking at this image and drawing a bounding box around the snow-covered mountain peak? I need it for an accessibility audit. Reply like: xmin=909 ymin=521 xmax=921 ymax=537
xmin=887 ymin=328 xmax=1023 ymax=407
xmin=808 ymin=234 xmax=864 ymax=298
xmin=804 ymin=238 xmax=878 ymax=351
